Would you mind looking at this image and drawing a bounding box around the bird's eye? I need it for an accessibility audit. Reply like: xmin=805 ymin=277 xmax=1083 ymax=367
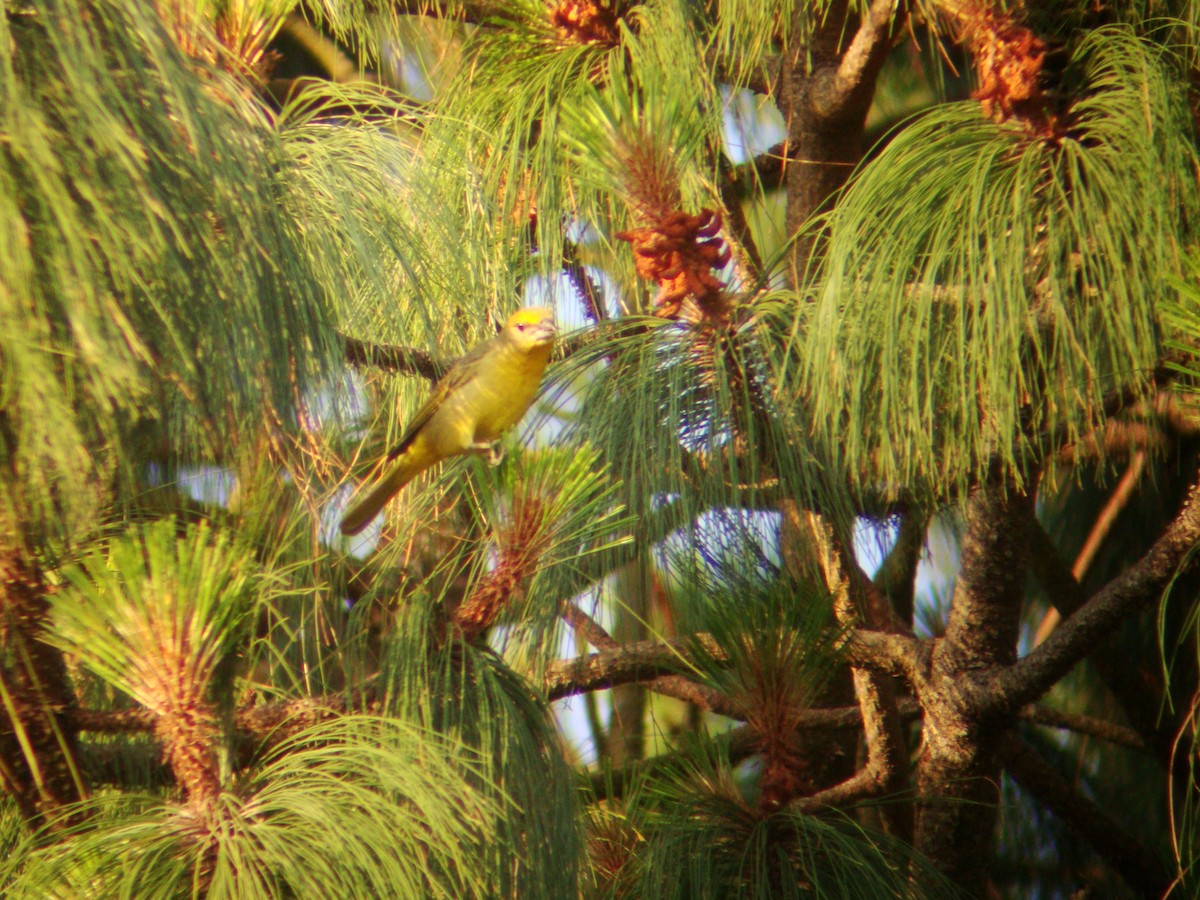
xmin=517 ymin=323 xmax=526 ymax=331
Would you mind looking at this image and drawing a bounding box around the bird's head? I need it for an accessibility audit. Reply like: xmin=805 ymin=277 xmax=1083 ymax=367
xmin=503 ymin=307 xmax=557 ymax=352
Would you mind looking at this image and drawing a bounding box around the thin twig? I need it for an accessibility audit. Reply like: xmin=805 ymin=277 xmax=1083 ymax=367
xmin=1033 ymin=452 xmax=1147 ymax=646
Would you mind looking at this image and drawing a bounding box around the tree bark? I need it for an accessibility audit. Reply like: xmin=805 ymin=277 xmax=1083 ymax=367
xmin=780 ymin=0 xmax=903 ymax=281
xmin=914 ymin=484 xmax=1032 ymax=895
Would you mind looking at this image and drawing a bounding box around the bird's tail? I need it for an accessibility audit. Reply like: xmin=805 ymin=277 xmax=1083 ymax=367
xmin=339 ymin=455 xmax=422 ymax=536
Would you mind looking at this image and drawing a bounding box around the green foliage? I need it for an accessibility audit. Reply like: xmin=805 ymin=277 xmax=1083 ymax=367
xmin=620 ymin=747 xmax=959 ymax=899
xmin=4 ymin=0 xmax=1200 ymax=896
xmin=0 ymin=717 xmax=500 ymax=898
xmin=674 ymin=549 xmax=844 ymax=718
xmin=0 ymin=0 xmax=353 ymax=544
xmin=380 ymin=609 xmax=585 ymax=898
xmin=565 ymin=313 xmax=844 ymax=533
xmin=798 ymin=27 xmax=1199 ymax=505
xmin=476 ymin=442 xmax=634 ymax=658
xmin=49 ymin=519 xmax=261 ymax=714
xmin=427 ymin=0 xmax=625 ymax=264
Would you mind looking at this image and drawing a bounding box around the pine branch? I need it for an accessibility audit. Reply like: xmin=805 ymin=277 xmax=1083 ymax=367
xmin=777 ymin=0 xmax=908 ymax=281
xmin=980 ymin=469 xmax=1200 ymax=716
xmin=343 ymin=333 xmax=448 ymax=381
xmin=827 ymin=0 xmax=907 ymax=120
xmin=790 ymin=766 xmax=895 ymax=813
xmin=278 ymin=15 xmax=369 ymax=83
xmin=1020 ymin=509 xmax=1175 ymax=757
xmin=781 ymin=0 xmax=907 ymax=127
xmin=1002 ymin=735 xmax=1173 ymax=898
xmin=940 ymin=483 xmax=1032 ymax=673
xmin=547 ymin=619 xmax=904 ymax=723
xmin=558 ymin=597 xmax=746 ymax=718
xmin=643 ymin=675 xmax=744 ymax=718
xmin=912 ymin=482 xmax=1032 ymax=895
xmin=1020 ymin=511 xmax=1088 ymax=617
xmin=1021 ymin=705 xmax=1147 ymax=753
xmin=70 ymin=696 xmax=351 ymax=744
xmin=70 ymin=691 xmax=896 ymax=742
xmin=871 ymin=509 xmax=928 ymax=627
xmin=544 ymin=636 xmax=721 ymax=699
xmin=842 ymin=629 xmax=930 ymax=686
xmin=561 ymin=600 xmax=618 ymax=649
xmin=806 ymin=511 xmax=913 ymax=836
xmin=1045 ymin=370 xmax=1175 ymax=460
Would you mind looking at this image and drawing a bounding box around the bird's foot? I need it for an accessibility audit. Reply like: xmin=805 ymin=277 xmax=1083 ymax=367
xmin=468 ymin=442 xmax=505 ymax=466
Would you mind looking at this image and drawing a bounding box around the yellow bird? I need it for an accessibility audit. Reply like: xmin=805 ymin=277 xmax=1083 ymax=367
xmin=340 ymin=307 xmax=557 ymax=536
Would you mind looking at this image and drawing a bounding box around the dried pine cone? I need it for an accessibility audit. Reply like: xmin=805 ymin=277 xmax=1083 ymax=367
xmin=616 ymin=208 xmax=731 ymax=319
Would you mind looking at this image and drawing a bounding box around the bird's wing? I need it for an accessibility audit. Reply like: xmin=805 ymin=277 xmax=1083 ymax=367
xmin=384 ymin=337 xmax=494 ymax=461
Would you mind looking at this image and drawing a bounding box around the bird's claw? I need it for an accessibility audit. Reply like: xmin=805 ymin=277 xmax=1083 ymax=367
xmin=467 ymin=442 xmax=505 ymax=466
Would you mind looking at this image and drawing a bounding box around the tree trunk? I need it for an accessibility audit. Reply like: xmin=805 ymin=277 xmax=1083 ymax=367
xmin=914 ymin=485 xmax=1031 ymax=894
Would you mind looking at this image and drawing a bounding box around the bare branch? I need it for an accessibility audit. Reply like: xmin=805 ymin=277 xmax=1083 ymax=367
xmin=343 ymin=333 xmax=447 ymax=381
xmin=912 ymin=483 xmax=1031 ymax=895
xmin=826 ymin=0 xmax=906 ymax=119
xmin=1020 ymin=705 xmax=1147 ymax=753
xmin=1045 ymin=367 xmax=1176 ymax=460
xmin=561 ymin=600 xmax=619 ymax=650
xmin=545 ymin=636 xmax=714 ymax=700
xmin=640 ymin=675 xmax=744 ymax=719
xmin=871 ymin=509 xmax=928 ymax=627
xmin=790 ymin=766 xmax=890 ymax=813
xmin=981 ymin=470 xmax=1200 ymax=715
xmin=1071 ymin=453 xmax=1148 ymax=583
xmin=842 ymin=629 xmax=930 ymax=687
xmin=941 ymin=484 xmax=1032 ymax=672
xmin=71 ymin=697 xmax=351 ymax=746
xmin=1020 ymin=505 xmax=1170 ymax=749
xmin=278 ymin=15 xmax=372 ymax=83
xmin=1019 ymin=508 xmax=1088 ymax=618
xmin=70 ymin=707 xmax=155 ymax=733
xmin=805 ymin=510 xmax=914 ymax=836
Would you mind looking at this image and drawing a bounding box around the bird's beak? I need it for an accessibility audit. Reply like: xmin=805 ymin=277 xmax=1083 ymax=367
xmin=534 ymin=318 xmax=558 ymax=342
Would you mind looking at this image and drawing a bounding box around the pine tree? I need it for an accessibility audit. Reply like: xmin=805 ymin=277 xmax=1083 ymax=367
xmin=2 ymin=1 xmax=1200 ymax=896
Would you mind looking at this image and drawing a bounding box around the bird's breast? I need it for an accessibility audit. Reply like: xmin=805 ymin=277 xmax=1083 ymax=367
xmin=469 ymin=344 xmax=551 ymax=441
